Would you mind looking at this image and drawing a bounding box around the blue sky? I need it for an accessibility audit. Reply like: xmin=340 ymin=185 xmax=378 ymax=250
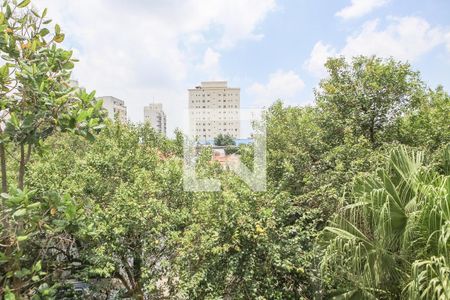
xmin=36 ymin=0 xmax=450 ymax=135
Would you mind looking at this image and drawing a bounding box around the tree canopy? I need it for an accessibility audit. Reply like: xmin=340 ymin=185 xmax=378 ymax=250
xmin=214 ymin=133 xmax=236 ymax=146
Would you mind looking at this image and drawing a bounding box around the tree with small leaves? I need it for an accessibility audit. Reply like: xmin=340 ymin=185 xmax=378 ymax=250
xmin=214 ymin=133 xmax=236 ymax=146
xmin=0 ymin=0 xmax=104 ymax=297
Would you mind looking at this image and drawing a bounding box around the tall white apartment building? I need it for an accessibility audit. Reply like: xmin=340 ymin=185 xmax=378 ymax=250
xmin=188 ymin=81 xmax=240 ymax=141
xmin=98 ymin=96 xmax=127 ymax=123
xmin=144 ymin=103 xmax=167 ymax=135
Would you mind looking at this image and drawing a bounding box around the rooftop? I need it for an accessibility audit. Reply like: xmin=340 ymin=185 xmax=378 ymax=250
xmin=201 ymin=81 xmax=227 ymax=88
xmin=189 ymin=81 xmax=240 ymax=91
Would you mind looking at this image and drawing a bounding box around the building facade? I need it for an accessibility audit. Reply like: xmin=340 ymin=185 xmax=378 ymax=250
xmin=144 ymin=103 xmax=167 ymax=135
xmin=188 ymin=81 xmax=240 ymax=141
xmin=98 ymin=96 xmax=127 ymax=123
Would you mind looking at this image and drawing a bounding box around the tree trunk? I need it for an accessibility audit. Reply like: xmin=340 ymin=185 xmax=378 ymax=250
xmin=0 ymin=141 xmax=7 ymax=193
xmin=25 ymin=143 xmax=32 ymax=165
xmin=0 ymin=140 xmax=9 ymax=241
xmin=18 ymin=143 xmax=25 ymax=190
xmin=369 ymin=116 xmax=376 ymax=148
xmin=133 ymin=251 xmax=144 ymax=299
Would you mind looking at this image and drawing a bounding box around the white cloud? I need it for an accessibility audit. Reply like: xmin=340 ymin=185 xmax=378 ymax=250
xmin=247 ymin=70 xmax=305 ymax=106
xmin=305 ymin=16 xmax=450 ymax=77
xmin=336 ymin=0 xmax=390 ymax=20
xmin=341 ymin=17 xmax=446 ymax=61
xmin=303 ymin=41 xmax=337 ymax=78
xmin=33 ymin=0 xmax=277 ymax=134
xmin=198 ymin=48 xmax=222 ymax=79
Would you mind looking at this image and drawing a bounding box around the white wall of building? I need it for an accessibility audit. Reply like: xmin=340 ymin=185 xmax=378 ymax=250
xmin=188 ymin=81 xmax=240 ymax=141
xmin=98 ymin=96 xmax=127 ymax=123
xmin=144 ymin=103 xmax=167 ymax=135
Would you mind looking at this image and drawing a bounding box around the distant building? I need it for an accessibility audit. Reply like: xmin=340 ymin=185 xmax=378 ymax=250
xmin=98 ymin=96 xmax=127 ymax=123
xmin=188 ymin=81 xmax=240 ymax=141
xmin=144 ymin=103 xmax=167 ymax=135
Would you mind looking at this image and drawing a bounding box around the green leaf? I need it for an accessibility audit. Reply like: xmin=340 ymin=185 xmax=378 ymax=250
xmin=5 ymin=5 xmax=12 ymax=19
xmin=30 ymin=39 xmax=37 ymax=52
xmin=27 ymin=202 xmax=41 ymax=209
xmin=86 ymin=132 xmax=96 ymax=142
xmin=9 ymin=113 xmax=19 ymax=128
xmin=55 ymin=23 xmax=61 ymax=35
xmin=54 ymin=33 xmax=64 ymax=43
xmin=0 ymin=64 xmax=9 ymax=79
xmin=63 ymin=61 xmax=74 ymax=69
xmin=39 ymin=28 xmax=50 ymax=37
xmin=77 ymin=110 xmax=89 ymax=122
xmin=33 ymin=260 xmax=42 ymax=272
xmin=12 ymin=208 xmax=27 ymax=217
xmin=0 ymin=252 xmax=7 ymax=264
xmin=4 ymin=291 xmax=15 ymax=300
xmin=17 ymin=0 xmax=31 ymax=8
xmin=31 ymin=9 xmax=40 ymax=18
xmin=16 ymin=235 xmax=29 ymax=242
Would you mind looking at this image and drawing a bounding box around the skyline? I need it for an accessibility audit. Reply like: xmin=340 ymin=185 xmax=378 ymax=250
xmin=35 ymin=0 xmax=450 ymax=135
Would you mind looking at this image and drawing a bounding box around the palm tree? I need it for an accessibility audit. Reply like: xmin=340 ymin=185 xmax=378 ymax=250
xmin=321 ymin=146 xmax=450 ymax=299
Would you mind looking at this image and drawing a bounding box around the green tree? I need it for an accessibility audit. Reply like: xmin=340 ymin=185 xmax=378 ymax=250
xmin=316 ymin=56 xmax=424 ymax=148
xmin=214 ymin=133 xmax=236 ymax=146
xmin=244 ymin=56 xmax=448 ymax=298
xmin=398 ymin=85 xmax=450 ymax=151
xmin=263 ymin=101 xmax=386 ymax=221
xmin=27 ymin=123 xmax=187 ymax=298
xmin=321 ymin=147 xmax=450 ymax=299
xmin=0 ymin=0 xmax=104 ymax=296
xmin=27 ymin=122 xmax=324 ymax=299
xmin=0 ymin=0 xmax=104 ymax=191
xmin=173 ymin=176 xmax=320 ymax=299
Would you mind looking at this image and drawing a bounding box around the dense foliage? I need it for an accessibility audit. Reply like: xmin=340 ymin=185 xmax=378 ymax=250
xmin=0 ymin=0 xmax=103 ymax=298
xmin=322 ymin=147 xmax=450 ymax=299
xmin=0 ymin=1 xmax=449 ymax=299
xmin=24 ymin=124 xmax=321 ymax=299
xmin=214 ymin=134 xmax=236 ymax=146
